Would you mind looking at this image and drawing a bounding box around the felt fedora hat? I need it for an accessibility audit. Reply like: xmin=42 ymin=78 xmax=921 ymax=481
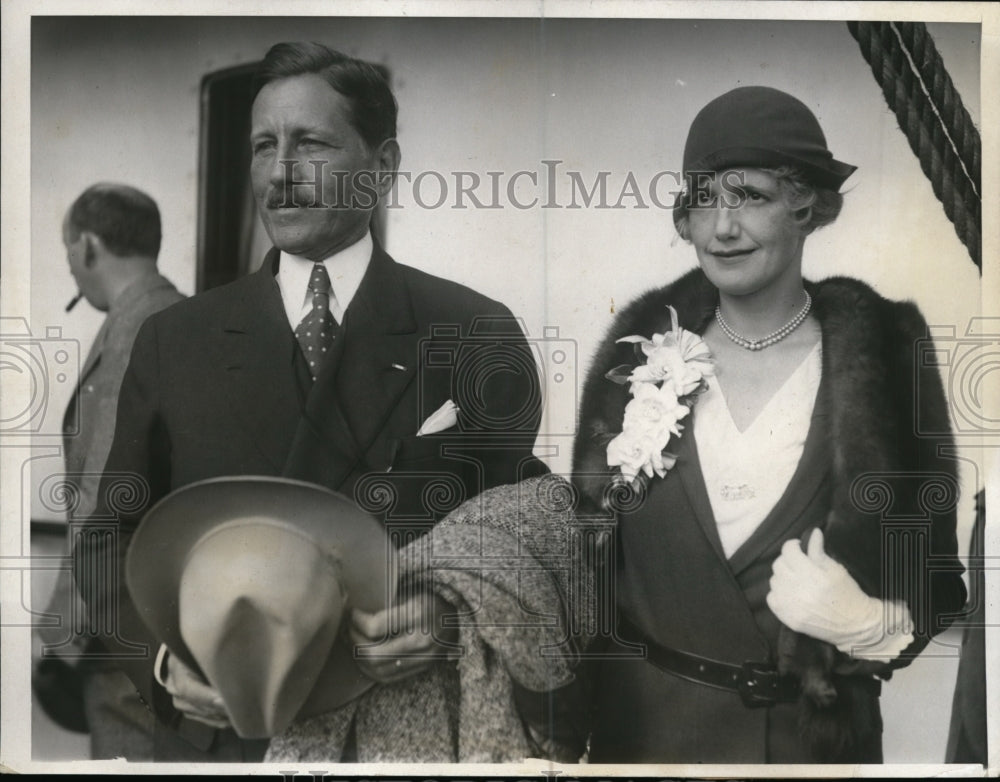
xmin=126 ymin=475 xmax=395 ymax=739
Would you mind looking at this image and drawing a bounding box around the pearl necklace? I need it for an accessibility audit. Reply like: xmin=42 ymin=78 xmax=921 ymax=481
xmin=715 ymin=291 xmax=812 ymax=351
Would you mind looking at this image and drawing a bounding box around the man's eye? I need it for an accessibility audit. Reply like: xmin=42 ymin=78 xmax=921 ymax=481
xmin=252 ymin=140 xmax=275 ymax=154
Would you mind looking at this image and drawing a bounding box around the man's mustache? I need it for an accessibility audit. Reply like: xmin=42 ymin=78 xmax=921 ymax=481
xmin=262 ymin=170 xmax=382 ymax=210
xmin=263 ymin=188 xmax=349 ymax=209
xmin=264 ymin=191 xmax=304 ymax=209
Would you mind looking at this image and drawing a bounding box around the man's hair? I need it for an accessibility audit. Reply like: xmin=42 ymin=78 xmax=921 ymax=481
xmin=674 ymin=166 xmax=844 ymax=241
xmin=66 ymin=183 xmax=162 ymax=259
xmin=254 ymin=42 xmax=397 ymax=150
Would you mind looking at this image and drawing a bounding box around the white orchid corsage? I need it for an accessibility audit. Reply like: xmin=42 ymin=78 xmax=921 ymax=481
xmin=604 ymin=306 xmax=714 ymax=484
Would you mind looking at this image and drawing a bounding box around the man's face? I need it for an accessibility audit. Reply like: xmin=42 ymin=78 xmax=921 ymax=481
xmin=250 ymin=73 xmax=389 ymax=261
xmin=62 ymin=217 xmax=108 ymax=311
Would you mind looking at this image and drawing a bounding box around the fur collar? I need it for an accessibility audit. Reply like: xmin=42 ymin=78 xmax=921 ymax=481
xmin=572 ymin=268 xmax=955 ymax=599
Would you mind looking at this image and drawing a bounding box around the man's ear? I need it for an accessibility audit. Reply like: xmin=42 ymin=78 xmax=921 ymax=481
xmin=373 ymin=138 xmax=401 ymax=197
xmin=82 ymin=233 xmax=97 ymax=267
xmin=81 ymin=231 xmax=108 ymax=267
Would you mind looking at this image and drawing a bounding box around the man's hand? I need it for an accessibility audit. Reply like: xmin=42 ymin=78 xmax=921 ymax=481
xmin=163 ymin=651 xmax=231 ymax=729
xmin=350 ymin=591 xmax=460 ymax=685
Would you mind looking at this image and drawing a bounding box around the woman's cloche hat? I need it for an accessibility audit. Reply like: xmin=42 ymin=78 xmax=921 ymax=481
xmin=125 ymin=475 xmax=396 ymax=739
xmin=682 ymin=85 xmax=857 ymax=190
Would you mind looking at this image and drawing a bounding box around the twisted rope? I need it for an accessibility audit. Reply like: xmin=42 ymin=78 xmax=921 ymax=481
xmin=848 ymin=21 xmax=981 ymax=271
xmin=897 ymin=22 xmax=981 ymax=194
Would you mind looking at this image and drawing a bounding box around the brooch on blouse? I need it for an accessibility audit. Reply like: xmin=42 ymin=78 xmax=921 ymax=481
xmin=720 ymin=483 xmax=756 ymax=501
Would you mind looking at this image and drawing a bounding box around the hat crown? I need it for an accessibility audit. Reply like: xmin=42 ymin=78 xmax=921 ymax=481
xmin=179 ymin=522 xmax=346 ymax=738
xmin=126 ymin=475 xmax=394 ymax=739
xmin=682 ymin=86 xmax=856 ymax=189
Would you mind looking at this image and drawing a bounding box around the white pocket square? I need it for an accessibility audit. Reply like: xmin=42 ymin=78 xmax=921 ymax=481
xmin=416 ymin=400 xmax=459 ymax=436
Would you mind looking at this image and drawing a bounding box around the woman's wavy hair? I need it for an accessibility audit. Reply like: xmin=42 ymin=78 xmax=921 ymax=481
xmin=673 ymin=166 xmax=844 ymax=241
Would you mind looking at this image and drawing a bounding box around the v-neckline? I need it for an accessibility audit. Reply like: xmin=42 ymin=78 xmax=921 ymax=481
xmin=676 ymin=353 xmax=832 ymax=573
xmin=713 ymin=342 xmax=820 ymax=435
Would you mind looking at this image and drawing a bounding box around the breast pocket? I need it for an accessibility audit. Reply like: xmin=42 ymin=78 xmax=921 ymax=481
xmin=370 ymin=435 xmax=481 ymax=523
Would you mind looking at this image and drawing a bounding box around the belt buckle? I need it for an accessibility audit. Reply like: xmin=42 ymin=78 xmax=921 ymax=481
xmin=738 ymin=661 xmax=783 ymax=708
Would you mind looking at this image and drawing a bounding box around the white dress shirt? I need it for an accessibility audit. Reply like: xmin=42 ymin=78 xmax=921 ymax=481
xmin=275 ymin=232 xmax=372 ymax=329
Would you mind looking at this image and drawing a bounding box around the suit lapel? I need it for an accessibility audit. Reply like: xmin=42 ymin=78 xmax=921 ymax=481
xmin=336 ymin=245 xmax=419 ymax=451
xmin=79 ymin=319 xmax=109 ymax=381
xmin=63 ymin=319 xmax=109 ymax=445
xmin=284 ymin=243 xmax=419 ymax=490
xmin=670 ymin=289 xmax=733 ymax=565
xmin=673 ymin=413 xmax=729 ymax=562
xmin=219 ymin=250 xmax=304 ymax=472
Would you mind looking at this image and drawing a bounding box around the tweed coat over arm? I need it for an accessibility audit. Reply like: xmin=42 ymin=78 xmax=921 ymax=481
xmin=265 ymin=474 xmax=587 ymax=763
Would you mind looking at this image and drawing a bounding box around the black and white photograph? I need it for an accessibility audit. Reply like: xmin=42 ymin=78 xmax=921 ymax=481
xmin=1 ymin=0 xmax=996 ymax=776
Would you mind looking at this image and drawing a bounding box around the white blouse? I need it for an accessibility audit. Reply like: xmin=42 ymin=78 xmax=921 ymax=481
xmin=693 ymin=343 xmax=914 ymax=659
xmin=694 ymin=343 xmax=822 ymax=559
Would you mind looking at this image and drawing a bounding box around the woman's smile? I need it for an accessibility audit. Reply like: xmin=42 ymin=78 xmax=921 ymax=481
xmin=707 ymin=247 xmax=757 ymax=263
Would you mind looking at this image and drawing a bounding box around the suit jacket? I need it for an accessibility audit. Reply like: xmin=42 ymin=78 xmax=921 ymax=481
xmin=75 ymin=243 xmax=544 ymax=756
xmin=571 ymin=269 xmax=966 ymax=763
xmin=63 ymin=273 xmax=184 ymax=519
xmin=33 ymin=273 xmax=182 ymax=735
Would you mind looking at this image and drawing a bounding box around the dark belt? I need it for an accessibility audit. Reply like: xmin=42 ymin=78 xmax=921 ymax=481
xmin=619 ymin=616 xmax=800 ymax=708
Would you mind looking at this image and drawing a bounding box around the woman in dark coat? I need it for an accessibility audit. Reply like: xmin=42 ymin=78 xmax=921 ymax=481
xmin=572 ymin=86 xmax=967 ymax=763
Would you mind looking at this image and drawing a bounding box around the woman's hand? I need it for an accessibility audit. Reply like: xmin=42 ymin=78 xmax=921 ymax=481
xmin=767 ymin=529 xmax=914 ymax=660
xmin=350 ymin=590 xmax=461 ymax=685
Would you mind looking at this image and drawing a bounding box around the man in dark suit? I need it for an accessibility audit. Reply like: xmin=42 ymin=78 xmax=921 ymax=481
xmin=75 ymin=42 xmax=544 ymax=761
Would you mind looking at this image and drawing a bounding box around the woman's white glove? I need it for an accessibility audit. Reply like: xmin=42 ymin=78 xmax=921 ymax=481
xmin=767 ymin=529 xmax=914 ymax=660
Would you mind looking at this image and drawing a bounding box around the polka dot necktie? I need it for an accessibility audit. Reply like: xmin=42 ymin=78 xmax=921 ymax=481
xmin=295 ymin=263 xmax=339 ymax=380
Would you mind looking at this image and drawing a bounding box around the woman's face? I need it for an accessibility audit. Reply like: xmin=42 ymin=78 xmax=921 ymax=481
xmin=687 ymin=167 xmax=807 ymax=298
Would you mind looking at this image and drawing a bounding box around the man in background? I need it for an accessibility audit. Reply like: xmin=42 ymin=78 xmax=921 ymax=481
xmin=34 ymin=183 xmax=184 ymax=759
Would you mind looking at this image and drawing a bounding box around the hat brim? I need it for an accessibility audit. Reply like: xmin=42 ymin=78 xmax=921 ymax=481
xmin=688 ymin=146 xmax=857 ymax=190
xmin=126 ymin=475 xmax=395 ymax=714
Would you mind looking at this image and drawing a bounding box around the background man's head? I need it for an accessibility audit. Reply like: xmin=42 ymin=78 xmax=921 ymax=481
xmin=250 ymin=42 xmax=401 ymax=262
xmin=63 ymin=183 xmax=162 ymax=311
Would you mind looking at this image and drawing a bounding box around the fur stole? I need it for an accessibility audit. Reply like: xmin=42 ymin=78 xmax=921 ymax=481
xmin=571 ymin=268 xmax=962 ymax=761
